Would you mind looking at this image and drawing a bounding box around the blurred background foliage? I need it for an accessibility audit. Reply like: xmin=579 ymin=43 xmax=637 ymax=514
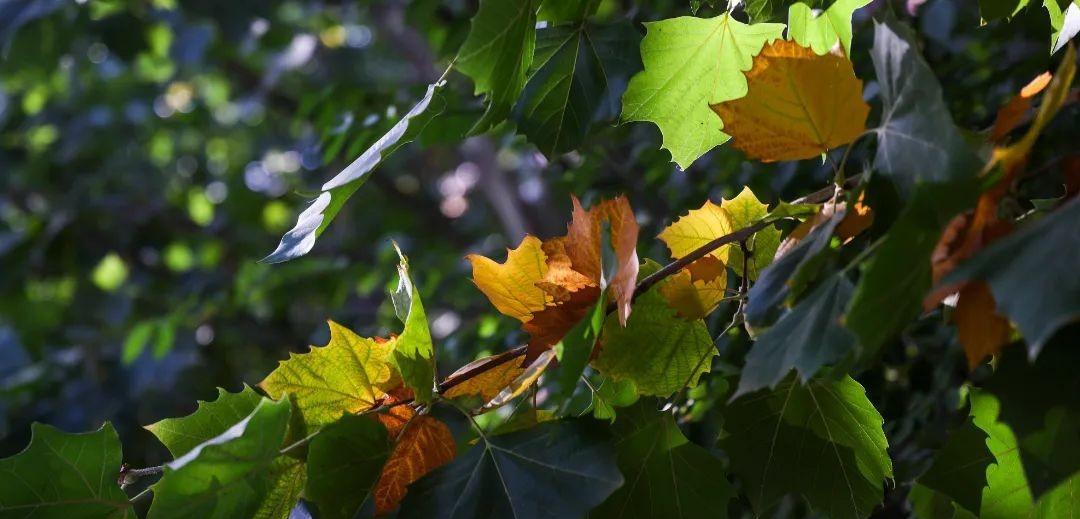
xmin=0 ymin=0 xmax=1074 ymax=511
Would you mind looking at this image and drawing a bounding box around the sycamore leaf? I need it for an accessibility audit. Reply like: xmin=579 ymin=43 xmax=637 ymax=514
xmin=482 ymin=349 xmax=556 ymax=411
xmin=658 ymin=199 xmax=735 ymax=265
xmin=0 ymin=422 xmax=133 ymax=519
xmin=989 ymin=72 xmax=1052 ymax=143
xmin=262 ymin=83 xmax=443 ymax=263
xmin=723 ymin=187 xmax=780 ymax=280
xmin=553 ymin=294 xmax=606 ymax=402
xmin=373 ymin=411 xmax=456 ymax=514
xmin=870 ymin=16 xmax=979 ymax=196
xmin=736 ymin=273 xmax=856 ymax=397
xmin=457 ymin=0 xmax=537 ymax=133
xmin=442 ymin=350 xmax=527 ymax=402
xmin=398 ymin=421 xmax=623 ymax=519
xmin=942 ymin=197 xmax=1080 ymax=356
xmin=305 ymin=414 xmax=391 ymax=519
xmin=969 ymin=390 xmax=1036 ymax=517
xmin=390 ymin=244 xmax=436 ymax=403
xmin=954 ymin=281 xmax=1012 ymax=369
xmin=621 ymin=14 xmax=784 ymax=169
xmin=538 ymin=0 xmax=601 ymax=22
xmin=589 ymin=376 xmax=640 ymax=422
xmin=710 ymin=40 xmax=868 ymax=162
xmin=918 ymin=418 xmax=994 ymax=515
xmin=467 ymin=236 xmax=551 ymax=323
xmin=148 ymin=398 xmax=292 ymax=519
xmin=259 ymin=321 xmax=398 ymax=429
xmin=254 ymin=457 xmax=305 ymax=519
xmin=658 ymin=265 xmax=729 ymax=320
xmin=146 ymin=385 xmax=262 ymax=458
xmin=514 ymin=21 xmax=642 ymax=156
xmin=1045 ymin=1 xmax=1080 ymax=54
xmin=788 ymin=0 xmax=872 ymax=56
xmin=593 ymin=272 xmax=715 ymax=397
xmin=720 ymin=375 xmax=892 ymax=518
xmin=592 ymin=401 xmax=735 ymax=518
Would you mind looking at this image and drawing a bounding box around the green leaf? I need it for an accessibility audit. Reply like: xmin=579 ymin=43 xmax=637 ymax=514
xmin=745 ymin=213 xmax=841 ymax=327
xmin=146 ymin=385 xmax=263 ymax=458
xmin=553 ymin=293 xmax=606 ymax=402
xmin=621 ymin=14 xmax=784 ymax=169
xmin=457 ymin=0 xmax=537 ymax=133
xmin=736 ymin=274 xmax=856 ymax=397
xmin=262 ymin=83 xmax=444 ymax=263
xmin=122 ymin=320 xmax=156 ymax=365
xmin=979 ymin=0 xmax=1028 ymax=20
xmin=918 ymin=419 xmax=994 ymax=515
xmin=719 ymin=375 xmax=893 ymax=518
xmin=869 ymin=16 xmax=979 ymax=196
xmin=514 ymin=21 xmax=641 ymax=156
xmin=592 ymin=401 xmax=734 ymax=518
xmin=589 ymin=376 xmax=639 ymax=422
xmin=788 ymin=0 xmax=871 ymax=56
xmin=538 ymin=0 xmax=601 ymax=23
xmin=907 ymin=484 xmax=979 ymax=519
xmin=0 ymin=422 xmax=133 ymax=519
xmin=259 ymin=321 xmax=398 ymax=430
xmin=846 ymin=179 xmax=978 ymax=363
xmin=723 ymin=186 xmax=780 ymax=280
xmin=942 ymin=197 xmax=1080 ymax=356
xmin=305 ymin=414 xmax=392 ymax=519
xmin=969 ymin=390 xmax=1035 ymax=518
xmin=148 ymin=398 xmax=292 ymax=519
xmin=391 ymin=244 xmax=435 ymax=403
xmin=253 ymin=457 xmax=306 ymax=519
xmin=592 ymin=279 xmax=715 ymax=397
xmin=399 ymin=420 xmax=623 ymax=519
xmin=1045 ymin=0 xmax=1080 ymax=54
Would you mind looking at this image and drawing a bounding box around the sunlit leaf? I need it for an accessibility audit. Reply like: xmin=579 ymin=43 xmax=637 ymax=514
xmin=788 ymin=0 xmax=872 ymax=56
xmin=457 ymin=0 xmax=537 ymax=132
xmin=373 ymin=410 xmax=456 ymax=514
xmin=146 ymin=385 xmax=263 ymax=457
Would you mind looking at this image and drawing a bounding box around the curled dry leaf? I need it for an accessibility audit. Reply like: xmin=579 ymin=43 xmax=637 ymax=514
xmin=710 ymin=39 xmax=869 ymax=162
xmin=442 ymin=349 xmax=527 ymax=402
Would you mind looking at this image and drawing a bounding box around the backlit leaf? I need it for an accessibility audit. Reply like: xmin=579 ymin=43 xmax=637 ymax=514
xmin=373 ymin=411 xmax=456 ymax=514
xmin=390 ymin=244 xmax=436 ymax=403
xmin=457 ymin=0 xmax=537 ymax=133
xmin=467 ymin=236 xmax=551 ymax=323
xmin=442 ymin=350 xmax=527 ymax=402
xmin=722 ymin=187 xmax=780 ymax=280
xmin=146 ymin=385 xmax=262 ymax=458
xmin=788 ymin=0 xmax=872 ymax=56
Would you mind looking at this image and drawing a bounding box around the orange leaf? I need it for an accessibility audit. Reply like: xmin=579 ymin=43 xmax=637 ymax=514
xmin=954 ymin=282 xmax=1012 ymax=370
xmin=709 ymin=40 xmax=869 ymax=162
xmin=373 ymin=411 xmax=456 ymax=515
xmin=835 ymin=193 xmax=874 ymax=241
xmin=990 ymin=72 xmax=1051 ymax=143
xmin=524 ymin=284 xmax=601 ymax=360
xmin=442 ymin=350 xmax=527 ymax=402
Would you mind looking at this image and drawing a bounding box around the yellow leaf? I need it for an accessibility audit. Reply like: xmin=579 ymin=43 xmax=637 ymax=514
xmin=259 ymin=321 xmax=399 ymax=428
xmin=709 ymin=40 xmax=869 ymax=162
xmin=482 ymin=349 xmax=556 ymax=411
xmin=442 ymin=350 xmax=527 ymax=402
xmin=658 ymin=267 xmax=729 ymax=320
xmin=373 ymin=409 xmax=455 ymax=515
xmin=658 ymin=200 xmax=735 ymax=265
xmin=721 ymin=187 xmax=781 ymax=279
xmin=467 ymin=236 xmax=550 ymax=323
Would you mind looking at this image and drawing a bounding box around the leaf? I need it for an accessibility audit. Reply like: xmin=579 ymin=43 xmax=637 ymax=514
xmin=788 ymin=0 xmax=872 ymax=56
xmin=146 ymin=385 xmax=263 ymax=458
xmin=0 ymin=422 xmax=132 ymax=519
xmin=553 ymin=294 xmax=607 ymax=402
xmin=482 ymin=349 xmax=556 ymax=410
xmin=398 ymin=420 xmax=623 ymax=519
xmin=254 ymin=457 xmax=306 ymax=519
xmin=1046 ymin=1 xmax=1080 ymax=54
xmin=870 ymin=16 xmax=979 ymax=196
xmin=538 ymin=0 xmax=601 ymax=22
xmin=989 ymin=72 xmax=1052 ymax=143
xmin=467 ymin=236 xmax=552 ymax=323
xmin=918 ymin=419 xmax=994 ymax=515
xmin=148 ymin=398 xmax=292 ymax=519
xmin=262 ymin=83 xmax=443 ymax=263
xmin=305 ymin=414 xmax=392 ymax=519
xmin=456 ymin=0 xmax=537 ymax=133
xmin=591 ymin=401 xmax=735 ymax=518
xmin=658 ymin=199 xmax=735 ymax=265
xmin=593 ymin=278 xmax=715 ymax=397
xmin=373 ymin=412 xmax=456 ymax=514
xmin=657 ymin=262 xmax=728 ymax=320
xmin=710 ymin=40 xmax=868 ymax=162
xmin=723 ymin=187 xmax=780 ymax=280
xmin=589 ymin=376 xmax=639 ymax=422
xmin=954 ymin=281 xmax=1012 ymax=369
xmin=719 ymin=375 xmax=893 ymax=518
xmin=942 ymin=197 xmax=1080 ymax=356
xmin=736 ymin=273 xmax=856 ymax=397
xmin=442 ymin=350 xmax=528 ymax=402
xmin=846 ymin=179 xmax=978 ymax=363
xmin=620 ymin=14 xmax=785 ymax=169
xmin=514 ymin=21 xmax=642 ymax=156
xmin=259 ymin=320 xmax=398 ymax=429
xmin=390 ymin=244 xmax=436 ymax=403
xmin=969 ymin=390 xmax=1036 ymax=518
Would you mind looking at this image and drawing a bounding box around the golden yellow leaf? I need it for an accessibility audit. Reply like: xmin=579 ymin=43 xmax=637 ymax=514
xmin=658 ymin=200 xmax=735 ymax=265
xmin=441 ymin=350 xmax=527 ymax=402
xmin=259 ymin=321 xmax=398 ymax=428
xmin=467 ymin=235 xmax=550 ymax=323
xmin=709 ymin=39 xmax=869 ymax=162
xmin=373 ymin=410 xmax=455 ymax=515
xmin=658 ymin=267 xmax=729 ymax=320
xmin=482 ymin=349 xmax=556 ymax=411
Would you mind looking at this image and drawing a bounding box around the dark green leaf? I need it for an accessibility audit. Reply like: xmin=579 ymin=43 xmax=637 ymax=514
xmin=720 ymin=375 xmax=892 ymax=518
xmin=736 ymin=274 xmax=856 ymax=397
xmin=538 ymin=0 xmax=601 ymax=23
xmin=399 ymin=420 xmax=623 ymax=519
xmin=305 ymin=414 xmax=392 ymax=519
xmin=592 ymin=401 xmax=734 ymax=518
xmin=942 ymin=197 xmax=1080 ymax=356
xmin=145 ymin=385 xmax=263 ymax=458
xmin=918 ymin=419 xmax=993 ymax=514
xmin=0 ymin=422 xmax=133 ymax=519
xmin=870 ymin=16 xmax=979 ymax=196
xmin=553 ymin=294 xmax=606 ymax=402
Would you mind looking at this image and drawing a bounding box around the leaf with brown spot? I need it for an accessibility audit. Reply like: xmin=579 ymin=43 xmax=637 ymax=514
xmin=373 ymin=411 xmax=456 ymax=515
xmin=710 ymin=39 xmax=869 ymax=162
xmin=442 ymin=350 xmax=527 ymax=402
xmin=954 ymin=282 xmax=1012 ymax=370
